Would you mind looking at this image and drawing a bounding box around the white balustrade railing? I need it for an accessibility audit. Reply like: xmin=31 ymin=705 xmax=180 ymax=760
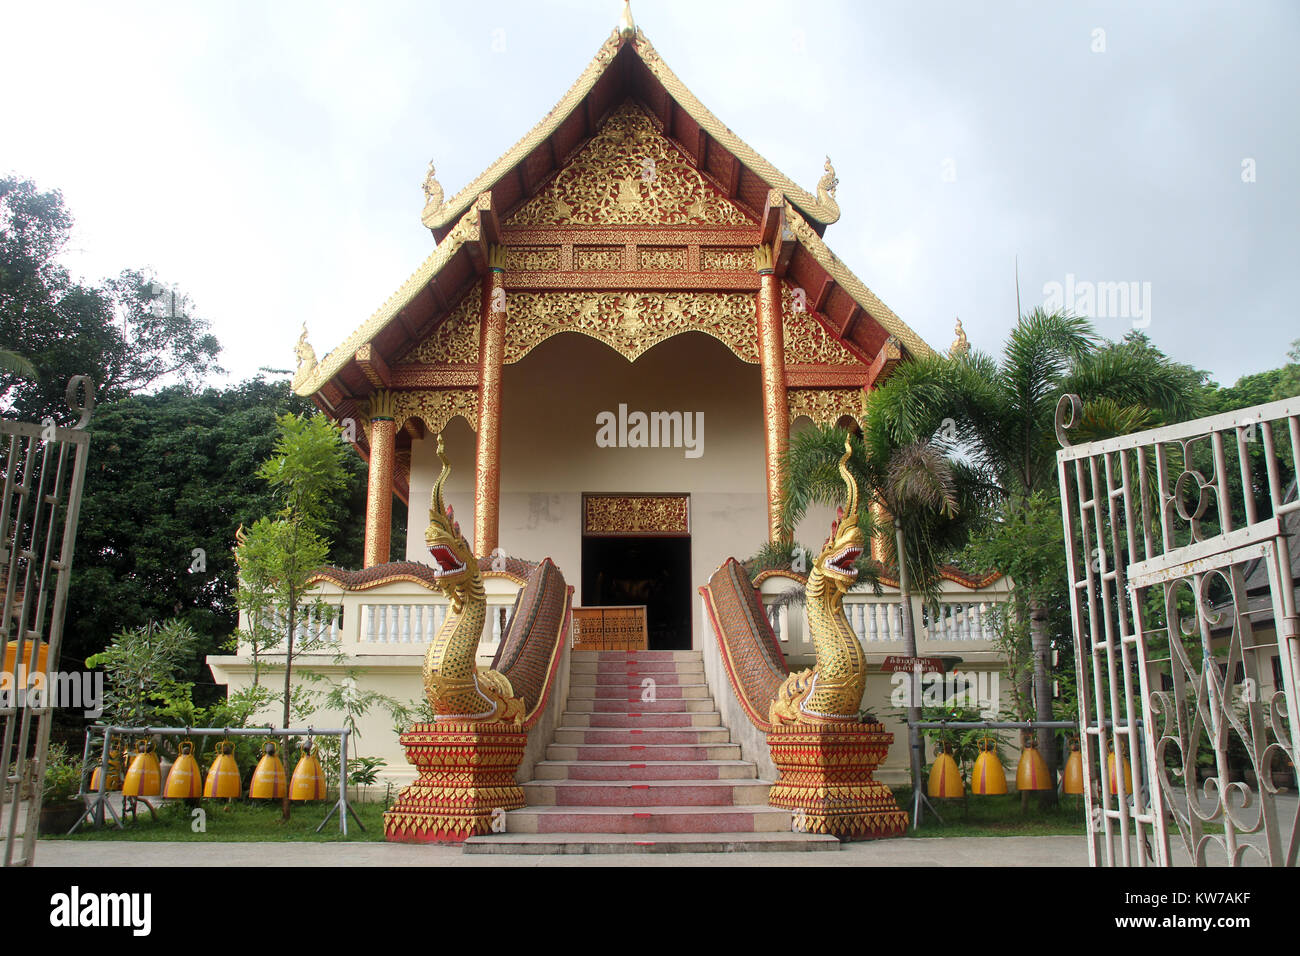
xmin=359 ymin=600 xmax=516 ymax=648
xmin=761 ymin=595 xmax=1003 ymax=652
xmin=254 ymin=603 xmax=343 ymax=647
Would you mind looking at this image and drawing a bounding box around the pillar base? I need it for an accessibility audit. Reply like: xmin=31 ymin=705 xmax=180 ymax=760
xmin=767 ymin=722 xmax=909 ymax=841
xmin=383 ymin=722 xmax=526 ymax=843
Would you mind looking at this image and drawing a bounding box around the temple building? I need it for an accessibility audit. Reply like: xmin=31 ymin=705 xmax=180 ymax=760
xmin=208 ymin=8 xmax=1011 ymax=793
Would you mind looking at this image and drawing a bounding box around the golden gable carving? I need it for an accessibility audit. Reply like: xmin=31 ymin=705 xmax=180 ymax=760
xmin=400 ymin=282 xmax=481 ymax=365
xmin=503 ymin=290 xmax=759 ymax=365
xmin=781 ymin=283 xmax=860 ymax=365
xmin=506 ymin=102 xmax=752 ymax=227
xmin=788 ymin=388 xmax=863 ymax=427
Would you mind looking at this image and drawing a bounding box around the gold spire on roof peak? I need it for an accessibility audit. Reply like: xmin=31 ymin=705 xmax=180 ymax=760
xmin=950 ymin=317 xmax=969 ymax=358
xmin=619 ymin=0 xmax=635 ymax=39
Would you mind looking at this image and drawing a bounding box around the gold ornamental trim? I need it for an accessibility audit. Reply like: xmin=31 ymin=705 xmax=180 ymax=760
xmin=399 ymin=282 xmax=481 ymax=366
xmin=363 ymin=389 xmax=479 ymax=442
xmin=782 ymin=283 xmax=861 ymax=366
xmin=787 ymin=387 xmax=864 ymax=427
xmin=506 ymin=102 xmax=751 ymax=228
xmin=503 ymin=290 xmax=759 ymax=365
xmin=583 ymin=493 xmax=689 ymax=536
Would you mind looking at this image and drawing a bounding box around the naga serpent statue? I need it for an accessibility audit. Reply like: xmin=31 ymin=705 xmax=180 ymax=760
xmin=769 ymin=436 xmax=868 ymax=725
xmin=421 ymin=434 xmax=525 ymax=723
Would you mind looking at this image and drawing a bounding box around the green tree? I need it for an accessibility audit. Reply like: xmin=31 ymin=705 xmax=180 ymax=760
xmin=86 ymin=619 xmax=202 ymax=728
xmin=235 ymin=412 xmax=348 ymax=818
xmin=0 ymin=176 xmax=221 ymax=424
xmin=867 ymin=310 xmax=1201 ymax=800
xmin=1273 ymin=339 xmax=1300 ymax=401
xmin=237 ymin=413 xmax=349 ymax=725
xmin=63 ymin=376 xmax=399 ymax=722
xmin=0 ymin=348 xmax=36 ymax=380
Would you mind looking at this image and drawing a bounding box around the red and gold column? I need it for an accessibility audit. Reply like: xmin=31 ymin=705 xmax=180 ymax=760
xmin=756 ymin=244 xmax=789 ymax=543
xmin=363 ymin=389 xmax=397 ymax=568
xmin=475 ymin=246 xmax=507 ymax=557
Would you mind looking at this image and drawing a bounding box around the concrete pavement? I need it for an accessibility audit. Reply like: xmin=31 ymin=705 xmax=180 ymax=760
xmin=31 ymin=834 xmax=1091 ymax=866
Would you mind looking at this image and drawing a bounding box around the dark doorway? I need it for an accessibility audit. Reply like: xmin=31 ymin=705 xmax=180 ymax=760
xmin=582 ymin=536 xmax=692 ymax=650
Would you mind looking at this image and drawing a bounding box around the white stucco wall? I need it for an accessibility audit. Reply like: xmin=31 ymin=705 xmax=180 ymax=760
xmin=404 ymin=330 xmax=836 ymax=650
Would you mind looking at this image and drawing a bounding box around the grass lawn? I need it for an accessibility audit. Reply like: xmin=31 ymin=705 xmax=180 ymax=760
xmin=50 ymin=794 xmax=389 ymax=843
xmin=890 ymin=787 xmax=1089 ymax=838
xmin=48 ymin=788 xmax=1089 ymax=844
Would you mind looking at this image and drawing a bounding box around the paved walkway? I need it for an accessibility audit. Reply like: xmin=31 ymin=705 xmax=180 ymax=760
xmin=32 ymin=835 xmax=1090 ymax=866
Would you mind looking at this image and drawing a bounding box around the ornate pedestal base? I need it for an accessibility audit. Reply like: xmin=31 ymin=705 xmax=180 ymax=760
xmin=767 ymin=722 xmax=909 ymax=840
xmin=383 ymin=722 xmax=526 ymax=843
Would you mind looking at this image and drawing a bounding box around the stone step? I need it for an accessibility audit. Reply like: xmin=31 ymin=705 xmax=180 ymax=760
xmin=502 ymin=804 xmax=796 ymax=834
xmin=567 ymin=683 xmax=711 ymax=700
xmin=532 ymin=760 xmax=758 ymax=781
xmin=462 ymin=832 xmax=840 ymax=855
xmin=545 ymin=743 xmax=743 ymax=762
xmin=522 ymin=779 xmax=771 ymax=807
xmin=568 ymin=697 xmax=717 ymax=713
xmin=573 ymin=650 xmax=703 ymax=662
xmin=570 ymin=659 xmax=704 ymax=675
xmin=569 ymin=671 xmax=701 ymax=687
xmin=560 ymin=711 xmax=721 ymax=729
xmin=552 ymin=727 xmax=732 ymax=746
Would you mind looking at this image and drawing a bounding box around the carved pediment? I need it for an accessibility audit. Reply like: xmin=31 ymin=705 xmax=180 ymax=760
xmin=507 ymin=102 xmax=752 ymax=227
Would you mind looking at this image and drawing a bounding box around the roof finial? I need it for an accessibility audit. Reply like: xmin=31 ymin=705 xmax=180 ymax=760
xmin=422 ymin=161 xmax=443 ymax=207
xmin=950 ymin=317 xmax=969 ymax=358
xmin=818 ymin=156 xmax=838 ymax=201
xmin=619 ymin=0 xmax=636 ymax=39
xmin=295 ymin=323 xmax=317 ymax=372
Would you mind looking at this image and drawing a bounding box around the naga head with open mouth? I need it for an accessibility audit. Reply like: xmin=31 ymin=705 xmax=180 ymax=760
xmin=812 ymin=436 xmax=866 ymax=596
xmin=425 ymin=433 xmax=477 ymax=599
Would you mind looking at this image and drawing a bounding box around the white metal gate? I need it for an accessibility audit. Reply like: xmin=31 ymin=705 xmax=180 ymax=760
xmin=0 ymin=379 xmax=94 ymax=866
xmin=1056 ymin=394 xmax=1299 ymax=866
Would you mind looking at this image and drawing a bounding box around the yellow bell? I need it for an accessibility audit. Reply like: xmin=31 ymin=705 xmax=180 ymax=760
xmin=164 ymin=740 xmax=203 ymax=798
xmin=122 ymin=741 xmax=161 ymax=797
xmin=927 ymin=748 xmax=965 ymax=798
xmin=249 ymin=741 xmax=286 ymax=799
xmin=1016 ymin=739 xmax=1053 ymax=791
xmin=970 ymin=739 xmax=1007 ymax=795
xmin=90 ymin=748 xmax=123 ymax=792
xmin=289 ymin=745 xmax=327 ymax=801
xmin=1063 ymin=744 xmax=1085 ymax=795
xmin=1107 ymin=744 xmax=1133 ymax=796
xmin=203 ymin=741 xmax=242 ymax=799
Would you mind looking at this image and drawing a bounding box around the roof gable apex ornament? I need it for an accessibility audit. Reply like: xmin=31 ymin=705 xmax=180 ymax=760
xmin=950 ymin=317 xmax=970 ymax=358
xmin=619 ymin=0 xmax=635 ymax=40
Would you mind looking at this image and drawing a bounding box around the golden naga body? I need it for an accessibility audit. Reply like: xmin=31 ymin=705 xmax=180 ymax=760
xmin=421 ymin=435 xmax=524 ymax=723
xmin=769 ymin=437 xmax=868 ymax=725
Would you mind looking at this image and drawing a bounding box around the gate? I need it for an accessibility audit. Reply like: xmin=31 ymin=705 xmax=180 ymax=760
xmin=0 ymin=378 xmax=94 ymax=866
xmin=1056 ymin=393 xmax=1299 ymax=866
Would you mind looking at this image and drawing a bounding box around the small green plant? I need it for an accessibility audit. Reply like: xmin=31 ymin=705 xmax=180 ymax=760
xmin=347 ymin=755 xmax=386 ymax=801
xmin=43 ymin=743 xmax=84 ymax=805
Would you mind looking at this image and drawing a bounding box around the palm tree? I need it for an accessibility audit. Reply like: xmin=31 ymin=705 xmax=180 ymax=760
xmin=867 ymin=309 xmax=1200 ymax=799
xmin=0 ymin=348 xmax=37 ymax=381
xmin=779 ymin=421 xmax=980 ymax=821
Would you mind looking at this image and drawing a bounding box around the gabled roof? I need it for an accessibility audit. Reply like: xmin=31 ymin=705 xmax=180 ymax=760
xmin=420 ymin=26 xmax=844 ymax=237
xmin=292 ymin=21 xmax=934 ymax=401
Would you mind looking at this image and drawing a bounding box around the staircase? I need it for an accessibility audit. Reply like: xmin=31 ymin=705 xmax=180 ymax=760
xmin=463 ymin=650 xmax=839 ymax=854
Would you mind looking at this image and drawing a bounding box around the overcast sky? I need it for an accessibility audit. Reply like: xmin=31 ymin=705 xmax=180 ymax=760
xmin=4 ymin=0 xmax=1296 ymax=390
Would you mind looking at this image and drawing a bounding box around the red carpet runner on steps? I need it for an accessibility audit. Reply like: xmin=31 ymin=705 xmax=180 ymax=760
xmin=463 ymin=649 xmax=839 ymax=854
